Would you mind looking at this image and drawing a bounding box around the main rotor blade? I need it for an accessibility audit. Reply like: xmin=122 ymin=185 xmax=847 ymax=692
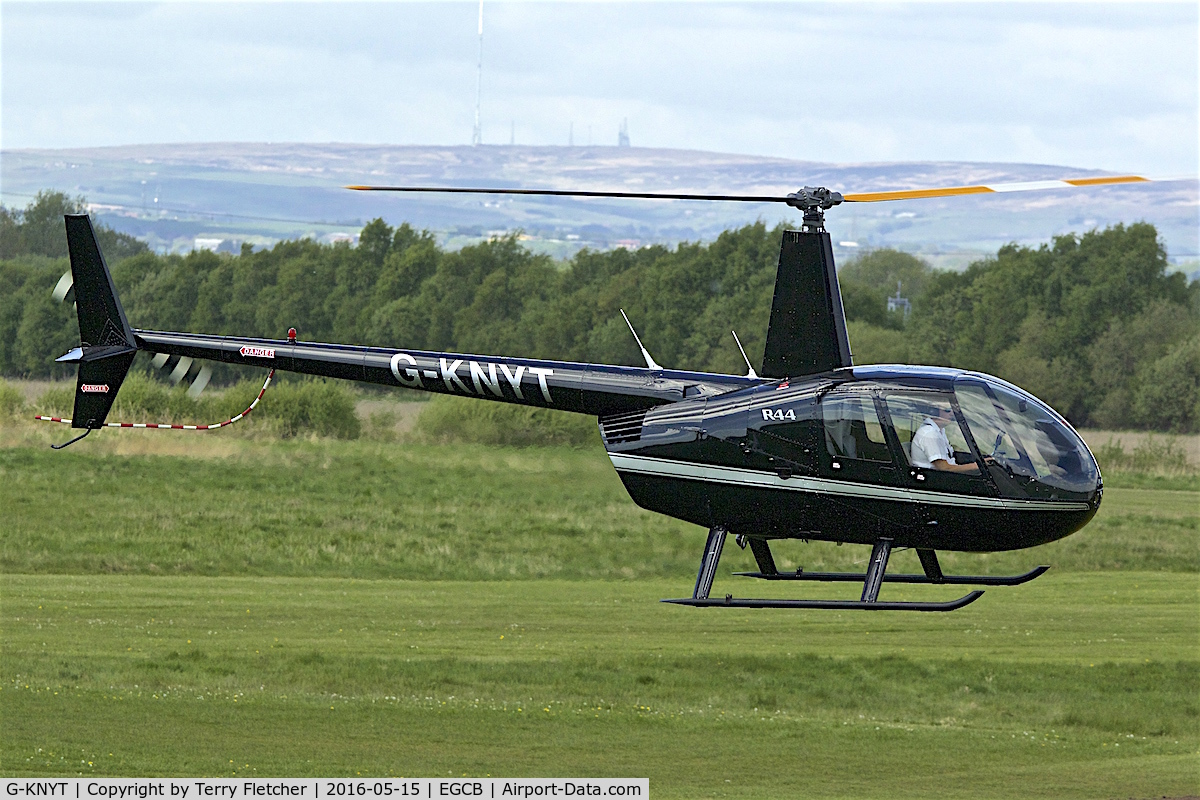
xmin=345 ymin=185 xmax=791 ymax=203
xmin=346 ymin=173 xmax=1189 ymax=207
xmin=842 ymin=174 xmax=1169 ymax=203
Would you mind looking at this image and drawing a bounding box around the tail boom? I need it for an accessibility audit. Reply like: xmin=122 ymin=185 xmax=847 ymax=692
xmin=133 ymin=329 xmax=756 ymax=417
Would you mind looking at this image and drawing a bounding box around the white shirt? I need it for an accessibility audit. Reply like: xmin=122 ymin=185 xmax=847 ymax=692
xmin=910 ymin=417 xmax=954 ymax=469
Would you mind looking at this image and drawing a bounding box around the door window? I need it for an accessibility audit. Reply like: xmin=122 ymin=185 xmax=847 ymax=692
xmin=880 ymin=391 xmax=993 ymax=496
xmin=821 ymin=393 xmax=890 ymax=462
xmin=882 ymin=393 xmax=973 ymax=468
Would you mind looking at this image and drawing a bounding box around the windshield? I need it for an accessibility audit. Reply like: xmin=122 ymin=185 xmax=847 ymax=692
xmin=954 ymin=379 xmax=1098 ymax=494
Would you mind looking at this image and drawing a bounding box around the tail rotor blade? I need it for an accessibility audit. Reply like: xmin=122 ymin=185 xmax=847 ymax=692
xmin=52 ymin=271 xmax=74 ymax=302
xmin=168 ymin=356 xmax=194 ymax=385
xmin=187 ymin=365 xmax=213 ymax=398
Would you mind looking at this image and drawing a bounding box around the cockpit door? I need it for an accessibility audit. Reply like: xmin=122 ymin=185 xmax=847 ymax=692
xmin=878 ymin=390 xmax=996 ymax=498
xmin=816 ymin=388 xmax=903 ymax=486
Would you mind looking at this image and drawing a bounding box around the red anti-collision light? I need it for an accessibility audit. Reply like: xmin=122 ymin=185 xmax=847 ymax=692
xmin=287 ymin=328 xmax=297 ymax=342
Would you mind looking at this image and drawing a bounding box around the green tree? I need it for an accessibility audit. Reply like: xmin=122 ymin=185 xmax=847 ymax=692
xmin=846 ymin=320 xmax=909 ymax=365
xmin=14 ymin=290 xmax=77 ymax=377
xmin=0 ymin=206 xmax=22 ymax=259
xmin=0 ymin=191 xmax=147 ymax=261
xmin=0 ymin=257 xmax=76 ymax=376
xmin=357 ymin=218 xmax=393 ymax=268
xmin=839 ymin=248 xmax=933 ymax=302
xmin=373 ymin=236 xmax=440 ymax=305
xmin=908 ymin=223 xmax=1197 ymax=426
xmin=839 ymin=280 xmax=893 ymax=328
xmin=1086 ymin=300 xmax=1199 ymax=428
xmin=1132 ymin=334 xmax=1200 ymax=432
xmin=5 ymin=206 xmax=1195 ymax=433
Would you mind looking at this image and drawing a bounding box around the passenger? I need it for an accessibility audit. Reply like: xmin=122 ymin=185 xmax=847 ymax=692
xmin=910 ymin=404 xmax=985 ymax=474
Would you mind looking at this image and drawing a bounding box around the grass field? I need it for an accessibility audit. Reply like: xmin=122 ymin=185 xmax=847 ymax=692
xmin=1 ymin=432 xmax=1196 ymax=579
xmin=2 ymin=422 xmax=1198 ymax=796
xmin=4 ymin=574 xmax=1197 ymax=796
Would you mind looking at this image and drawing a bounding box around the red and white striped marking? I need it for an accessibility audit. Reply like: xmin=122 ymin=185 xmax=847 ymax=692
xmin=35 ymin=370 xmax=274 ymax=431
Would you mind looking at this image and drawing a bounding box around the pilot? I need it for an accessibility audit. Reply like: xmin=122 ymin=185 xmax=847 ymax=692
xmin=910 ymin=404 xmax=982 ymax=474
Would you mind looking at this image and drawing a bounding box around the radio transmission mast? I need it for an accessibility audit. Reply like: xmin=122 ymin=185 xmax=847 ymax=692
xmin=472 ymin=0 xmax=484 ymax=146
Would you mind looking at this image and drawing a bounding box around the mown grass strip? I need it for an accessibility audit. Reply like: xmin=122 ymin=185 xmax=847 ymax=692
xmin=2 ymin=573 xmax=1196 ymax=796
xmin=5 ymin=691 xmax=1196 ymax=799
xmin=2 ymin=442 xmax=1197 ymax=578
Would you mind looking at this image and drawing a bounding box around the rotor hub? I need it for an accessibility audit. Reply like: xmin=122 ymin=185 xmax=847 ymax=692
xmin=785 ymin=186 xmax=844 ymax=232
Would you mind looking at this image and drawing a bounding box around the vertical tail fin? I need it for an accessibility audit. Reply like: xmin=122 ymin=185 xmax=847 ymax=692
xmin=60 ymin=214 xmax=137 ymax=429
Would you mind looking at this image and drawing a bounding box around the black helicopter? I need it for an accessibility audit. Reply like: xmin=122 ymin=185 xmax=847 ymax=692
xmin=48 ymin=174 xmax=1154 ymax=611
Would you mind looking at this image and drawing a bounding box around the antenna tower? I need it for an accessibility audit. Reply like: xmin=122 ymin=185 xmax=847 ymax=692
xmin=472 ymin=0 xmax=483 ymax=146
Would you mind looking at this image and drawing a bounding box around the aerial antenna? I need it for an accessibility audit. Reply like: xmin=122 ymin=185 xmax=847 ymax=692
xmin=731 ymin=330 xmax=758 ymax=378
xmin=472 ymin=0 xmax=484 ymax=146
xmin=621 ymin=309 xmax=662 ymax=370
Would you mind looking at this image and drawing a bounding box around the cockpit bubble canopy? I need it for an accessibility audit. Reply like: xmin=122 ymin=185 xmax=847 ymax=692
xmin=954 ymin=378 xmax=1099 ymax=494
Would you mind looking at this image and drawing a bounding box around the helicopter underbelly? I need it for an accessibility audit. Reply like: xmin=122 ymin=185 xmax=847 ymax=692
xmin=610 ymin=454 xmax=1097 ymax=552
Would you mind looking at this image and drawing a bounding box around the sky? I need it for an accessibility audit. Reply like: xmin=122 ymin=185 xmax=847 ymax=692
xmin=1 ymin=1 xmax=1197 ymax=175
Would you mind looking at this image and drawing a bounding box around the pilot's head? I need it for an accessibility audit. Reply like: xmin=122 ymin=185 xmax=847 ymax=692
xmin=930 ymin=404 xmax=956 ymax=429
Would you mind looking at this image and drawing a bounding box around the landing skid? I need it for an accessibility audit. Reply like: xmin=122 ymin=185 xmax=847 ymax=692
xmin=664 ymin=593 xmax=984 ymax=611
xmin=733 ymin=565 xmax=1049 ymax=587
xmin=665 ymin=532 xmax=1037 ymax=612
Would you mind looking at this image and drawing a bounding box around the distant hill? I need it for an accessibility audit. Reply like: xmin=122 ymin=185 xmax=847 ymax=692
xmin=2 ymin=143 xmax=1195 ymax=267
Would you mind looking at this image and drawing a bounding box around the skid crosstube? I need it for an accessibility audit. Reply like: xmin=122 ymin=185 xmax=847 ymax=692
xmin=663 ymin=592 xmax=985 ymax=612
xmin=732 ymin=565 xmax=1050 ymax=587
xmin=680 ymin=530 xmax=991 ymax=611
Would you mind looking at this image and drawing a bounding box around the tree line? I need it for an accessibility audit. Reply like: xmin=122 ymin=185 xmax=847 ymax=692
xmin=2 ymin=191 xmax=1197 ymax=432
xmin=0 ymin=190 xmax=148 ymax=262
